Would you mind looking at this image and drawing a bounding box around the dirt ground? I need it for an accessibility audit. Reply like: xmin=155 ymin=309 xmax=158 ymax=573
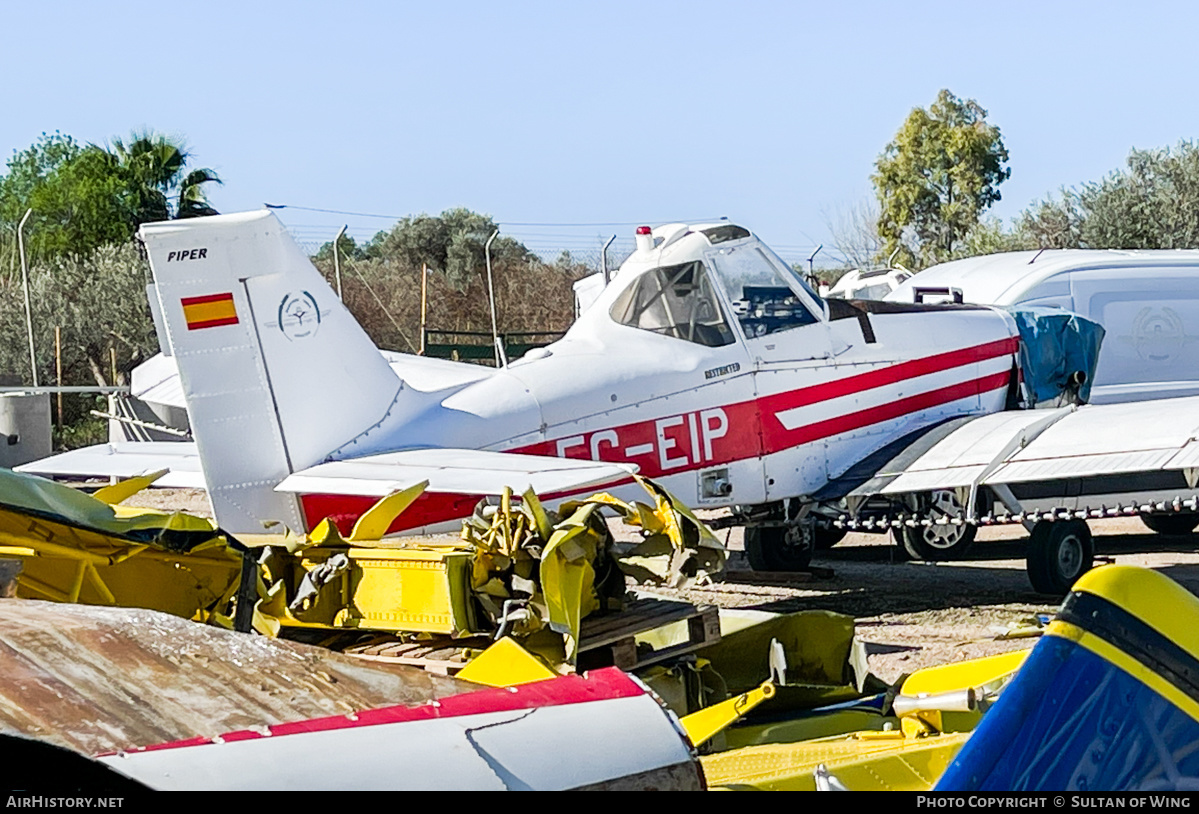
xmin=129 ymin=489 xmax=1199 ymax=684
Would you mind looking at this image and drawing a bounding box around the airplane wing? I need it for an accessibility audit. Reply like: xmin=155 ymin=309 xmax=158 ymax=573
xmin=846 ymin=394 xmax=1199 ymax=520
xmin=15 ymin=442 xmax=206 ymax=488
xmin=276 ymin=448 xmax=637 ymax=498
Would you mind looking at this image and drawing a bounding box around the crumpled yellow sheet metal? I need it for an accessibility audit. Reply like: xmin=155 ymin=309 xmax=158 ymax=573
xmin=0 ymin=466 xmax=218 ymax=549
xmin=0 ymin=467 xmax=239 ymax=620
xmin=453 ymin=475 xmax=727 ymax=661
xmin=0 ymin=466 xmax=727 ymax=671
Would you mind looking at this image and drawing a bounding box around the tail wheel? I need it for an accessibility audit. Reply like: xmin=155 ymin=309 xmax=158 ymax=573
xmin=1026 ymin=519 xmax=1094 ymax=595
xmin=1140 ymin=513 xmax=1199 ymax=536
xmin=898 ymin=490 xmax=976 ymax=561
xmin=744 ymin=525 xmax=812 ymax=572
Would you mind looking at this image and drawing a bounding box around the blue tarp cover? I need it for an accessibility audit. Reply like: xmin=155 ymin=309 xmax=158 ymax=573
xmin=1004 ymin=307 xmax=1105 ymax=405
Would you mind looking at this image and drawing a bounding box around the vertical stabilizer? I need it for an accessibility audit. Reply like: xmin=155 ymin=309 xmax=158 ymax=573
xmin=141 ymin=210 xmax=400 ymax=534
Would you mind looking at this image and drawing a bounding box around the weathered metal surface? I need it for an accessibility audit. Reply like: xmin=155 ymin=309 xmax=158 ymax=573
xmin=0 ymin=598 xmax=472 ymax=756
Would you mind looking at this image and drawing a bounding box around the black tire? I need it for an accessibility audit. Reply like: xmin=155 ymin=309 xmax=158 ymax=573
xmin=1140 ymin=513 xmax=1199 ymax=536
xmin=1026 ymin=519 xmax=1094 ymax=595
xmin=899 ymin=490 xmax=977 ymax=561
xmin=744 ymin=525 xmax=812 ymax=572
xmin=813 ymin=526 xmax=848 ymax=550
xmin=889 ymin=529 xmax=913 ymax=561
xmin=898 ymin=523 xmax=977 ymax=561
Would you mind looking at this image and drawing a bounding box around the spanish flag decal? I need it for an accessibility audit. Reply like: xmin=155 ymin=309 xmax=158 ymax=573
xmin=181 ymin=293 xmax=239 ymax=330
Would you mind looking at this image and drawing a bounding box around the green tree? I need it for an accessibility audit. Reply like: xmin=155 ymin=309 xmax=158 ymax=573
xmin=314 ymin=232 xmax=365 ymax=264
xmin=108 ymin=131 xmax=222 ymax=222
xmin=0 ymin=134 xmax=128 ymax=263
xmin=873 ymin=89 xmax=1011 ymax=268
xmin=0 ymin=242 xmax=156 ymax=388
xmin=1013 ymin=141 xmax=1199 ymax=250
xmin=1080 ymin=141 xmax=1199 ymax=248
xmin=363 ymin=208 xmax=534 ymax=289
xmin=0 ymin=130 xmax=221 ymax=264
xmin=310 ymin=210 xmax=577 ymax=357
xmin=1013 ymin=189 xmax=1085 ymax=249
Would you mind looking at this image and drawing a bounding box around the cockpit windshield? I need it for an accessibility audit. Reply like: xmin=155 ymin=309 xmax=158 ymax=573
xmin=609 ymin=260 xmax=735 ymax=347
xmin=709 ymin=244 xmax=822 ymax=338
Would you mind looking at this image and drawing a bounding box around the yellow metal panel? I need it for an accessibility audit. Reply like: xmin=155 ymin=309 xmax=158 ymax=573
xmin=680 ymin=681 xmax=776 ymax=747
xmin=701 ymin=731 xmax=971 ymax=791
xmin=456 ymin=637 xmax=558 ymax=687
xmin=92 ymin=470 xmax=168 ymax=505
xmin=288 ymin=548 xmax=477 ymax=635
xmin=347 ymin=481 xmax=428 ymax=543
xmin=16 ymin=548 xmax=240 ymax=620
xmin=900 ymin=649 xmax=1029 ymax=696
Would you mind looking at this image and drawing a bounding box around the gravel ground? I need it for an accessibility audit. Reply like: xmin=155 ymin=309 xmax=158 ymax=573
xmin=125 ymin=489 xmax=1199 ymax=684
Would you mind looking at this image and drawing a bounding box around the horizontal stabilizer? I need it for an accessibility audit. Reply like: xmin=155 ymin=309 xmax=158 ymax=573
xmin=15 ymin=442 xmax=205 ymax=489
xmin=276 ymin=448 xmax=637 ymax=498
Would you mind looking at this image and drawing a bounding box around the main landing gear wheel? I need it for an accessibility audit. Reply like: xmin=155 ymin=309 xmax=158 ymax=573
xmin=1140 ymin=513 xmax=1199 ymax=536
xmin=1026 ymin=519 xmax=1094 ymax=595
xmin=897 ymin=490 xmax=977 ymax=561
xmin=745 ymin=525 xmax=813 ymax=571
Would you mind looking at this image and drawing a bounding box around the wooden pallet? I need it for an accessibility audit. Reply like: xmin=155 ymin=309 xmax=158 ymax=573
xmin=578 ymin=598 xmax=720 ymax=671
xmin=341 ymin=598 xmax=722 ymax=675
xmin=343 ymin=638 xmax=488 ymax=675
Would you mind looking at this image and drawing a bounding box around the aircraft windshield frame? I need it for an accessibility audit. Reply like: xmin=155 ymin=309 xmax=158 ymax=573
xmin=707 ymin=243 xmax=824 ymax=340
xmin=608 ymin=260 xmax=736 ymax=347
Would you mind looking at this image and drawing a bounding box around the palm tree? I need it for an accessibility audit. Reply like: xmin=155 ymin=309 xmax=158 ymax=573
xmin=107 ymin=131 xmax=221 ymax=223
xmin=175 ymin=168 xmax=222 ymax=218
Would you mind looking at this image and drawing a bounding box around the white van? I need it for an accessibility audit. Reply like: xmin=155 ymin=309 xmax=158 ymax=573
xmin=887 ymin=249 xmax=1199 ymax=404
xmin=825 ymin=266 xmax=914 ymax=300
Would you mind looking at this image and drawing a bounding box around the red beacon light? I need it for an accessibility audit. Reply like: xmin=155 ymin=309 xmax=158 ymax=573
xmin=634 ymin=225 xmax=654 ymax=252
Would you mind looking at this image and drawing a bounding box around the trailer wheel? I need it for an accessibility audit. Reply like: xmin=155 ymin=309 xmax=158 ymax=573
xmin=745 ymin=526 xmax=812 ymax=571
xmin=1140 ymin=513 xmax=1199 ymax=536
xmin=898 ymin=491 xmax=976 ymax=561
xmin=813 ymin=526 xmax=848 ymax=550
xmin=1026 ymin=519 xmax=1094 ymax=595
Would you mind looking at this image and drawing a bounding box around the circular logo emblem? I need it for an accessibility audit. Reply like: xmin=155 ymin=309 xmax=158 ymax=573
xmin=1131 ymin=306 xmax=1185 ymax=363
xmin=278 ymin=291 xmax=321 ymax=340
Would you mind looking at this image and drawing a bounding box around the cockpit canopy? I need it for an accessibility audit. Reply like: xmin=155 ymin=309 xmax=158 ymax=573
xmin=610 ymin=260 xmax=735 ymax=347
xmin=609 ymin=227 xmax=825 ymax=347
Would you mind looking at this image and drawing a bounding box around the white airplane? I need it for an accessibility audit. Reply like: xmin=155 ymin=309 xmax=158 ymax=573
xmin=30 ymin=209 xmax=1199 ymax=594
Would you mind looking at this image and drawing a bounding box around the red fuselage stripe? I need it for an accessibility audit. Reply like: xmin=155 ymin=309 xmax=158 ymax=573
xmin=298 ymin=338 xmax=1016 ymax=532
xmin=759 ymin=336 xmax=1018 ymax=415
xmin=116 ymin=667 xmax=643 ymax=754
xmin=762 ymin=370 xmax=1011 ymax=450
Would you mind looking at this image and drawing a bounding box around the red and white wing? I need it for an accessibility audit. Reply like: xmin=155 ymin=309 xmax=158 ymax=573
xmin=95 ymin=667 xmax=701 ymax=791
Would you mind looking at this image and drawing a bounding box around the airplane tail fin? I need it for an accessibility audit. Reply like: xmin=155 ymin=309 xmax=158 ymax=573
xmin=141 ymin=210 xmax=402 ymax=534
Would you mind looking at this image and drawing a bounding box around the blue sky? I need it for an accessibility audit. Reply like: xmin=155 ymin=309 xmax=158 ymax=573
xmin=4 ymin=1 xmax=1197 ymax=265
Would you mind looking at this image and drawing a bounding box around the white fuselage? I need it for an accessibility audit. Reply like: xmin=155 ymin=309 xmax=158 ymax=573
xmin=304 ymin=224 xmax=1019 ymax=530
